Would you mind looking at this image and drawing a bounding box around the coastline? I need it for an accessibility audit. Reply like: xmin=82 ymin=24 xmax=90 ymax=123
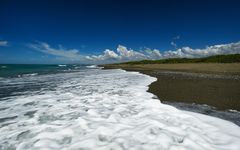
xmin=102 ymin=63 xmax=240 ymax=125
xmin=1 ymin=65 xmax=240 ymax=148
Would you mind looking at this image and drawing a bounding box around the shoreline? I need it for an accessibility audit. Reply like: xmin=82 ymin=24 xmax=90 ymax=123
xmin=102 ymin=63 xmax=240 ymax=125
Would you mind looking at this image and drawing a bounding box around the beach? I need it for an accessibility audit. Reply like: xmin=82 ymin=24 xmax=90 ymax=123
xmin=102 ymin=63 xmax=240 ymax=111
xmin=1 ymin=65 xmax=240 ymax=149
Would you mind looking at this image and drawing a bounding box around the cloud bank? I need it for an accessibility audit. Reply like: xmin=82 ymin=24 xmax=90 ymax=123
xmin=0 ymin=40 xmax=8 ymax=46
xmin=85 ymin=41 xmax=240 ymax=63
xmin=29 ymin=41 xmax=240 ymax=64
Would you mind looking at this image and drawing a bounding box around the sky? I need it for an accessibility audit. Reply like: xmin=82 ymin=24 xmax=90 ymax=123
xmin=0 ymin=0 xmax=240 ymax=64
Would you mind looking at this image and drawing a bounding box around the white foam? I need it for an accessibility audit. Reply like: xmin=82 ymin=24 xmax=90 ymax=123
xmin=0 ymin=69 xmax=239 ymax=150
xmin=86 ymin=65 xmax=97 ymax=68
xmin=1 ymin=66 xmax=7 ymax=69
xmin=58 ymin=64 xmax=67 ymax=67
xmin=21 ymin=73 xmax=38 ymax=77
xmin=86 ymin=65 xmax=103 ymax=69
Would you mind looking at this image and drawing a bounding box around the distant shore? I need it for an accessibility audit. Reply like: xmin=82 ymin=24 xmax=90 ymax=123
xmin=102 ymin=63 xmax=240 ymax=111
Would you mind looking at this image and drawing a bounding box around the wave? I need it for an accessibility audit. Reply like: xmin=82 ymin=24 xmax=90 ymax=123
xmin=86 ymin=65 xmax=103 ymax=69
xmin=58 ymin=64 xmax=67 ymax=67
xmin=1 ymin=66 xmax=7 ymax=69
xmin=86 ymin=65 xmax=97 ymax=68
xmin=19 ymin=73 xmax=38 ymax=77
xmin=229 ymin=109 xmax=239 ymax=113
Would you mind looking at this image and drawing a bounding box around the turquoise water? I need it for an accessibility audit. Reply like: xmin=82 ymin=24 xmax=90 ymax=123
xmin=0 ymin=64 xmax=87 ymax=78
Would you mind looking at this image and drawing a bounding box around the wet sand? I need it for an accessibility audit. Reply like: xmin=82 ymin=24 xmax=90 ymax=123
xmin=103 ymin=63 xmax=240 ymax=111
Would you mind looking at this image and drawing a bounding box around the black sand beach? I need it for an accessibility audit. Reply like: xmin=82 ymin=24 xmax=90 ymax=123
xmin=102 ymin=63 xmax=240 ymax=125
xmin=140 ymin=69 xmax=240 ymax=111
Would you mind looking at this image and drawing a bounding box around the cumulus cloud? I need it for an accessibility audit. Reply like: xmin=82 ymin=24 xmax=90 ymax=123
xmin=163 ymin=41 xmax=240 ymax=58
xmin=86 ymin=45 xmax=160 ymax=63
xmin=0 ymin=40 xmax=8 ymax=46
xmin=89 ymin=41 xmax=240 ymax=63
xmin=144 ymin=48 xmax=162 ymax=59
xmin=87 ymin=49 xmax=119 ymax=62
xmin=117 ymin=45 xmax=146 ymax=60
xmin=28 ymin=41 xmax=240 ymax=64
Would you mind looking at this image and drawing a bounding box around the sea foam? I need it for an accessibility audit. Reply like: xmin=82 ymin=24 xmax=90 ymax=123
xmin=0 ymin=69 xmax=239 ymax=149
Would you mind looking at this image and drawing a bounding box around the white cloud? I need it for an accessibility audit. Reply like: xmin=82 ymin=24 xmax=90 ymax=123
xmin=0 ymin=40 xmax=8 ymax=46
xmin=86 ymin=45 xmax=159 ymax=63
xmin=170 ymin=41 xmax=177 ymax=49
xmin=28 ymin=42 xmax=87 ymax=62
xmin=171 ymin=35 xmax=180 ymax=49
xmin=28 ymin=41 xmax=240 ymax=64
xmin=163 ymin=41 xmax=240 ymax=58
xmin=87 ymin=49 xmax=119 ymax=62
xmin=117 ymin=45 xmax=146 ymax=60
xmin=144 ymin=48 xmax=162 ymax=59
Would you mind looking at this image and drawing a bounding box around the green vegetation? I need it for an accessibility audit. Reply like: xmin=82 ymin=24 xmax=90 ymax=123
xmin=120 ymin=54 xmax=240 ymax=65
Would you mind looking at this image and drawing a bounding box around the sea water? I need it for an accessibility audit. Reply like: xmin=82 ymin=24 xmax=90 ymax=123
xmin=0 ymin=65 xmax=240 ymax=149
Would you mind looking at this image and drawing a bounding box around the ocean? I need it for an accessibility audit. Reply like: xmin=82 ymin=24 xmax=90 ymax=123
xmin=0 ymin=64 xmax=240 ymax=149
xmin=0 ymin=64 xmax=96 ymax=99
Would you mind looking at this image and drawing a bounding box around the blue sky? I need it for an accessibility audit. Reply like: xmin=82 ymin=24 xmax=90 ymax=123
xmin=0 ymin=0 xmax=240 ymax=64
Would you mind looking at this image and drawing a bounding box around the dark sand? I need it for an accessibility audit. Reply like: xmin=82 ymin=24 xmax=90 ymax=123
xmin=103 ymin=63 xmax=240 ymax=111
